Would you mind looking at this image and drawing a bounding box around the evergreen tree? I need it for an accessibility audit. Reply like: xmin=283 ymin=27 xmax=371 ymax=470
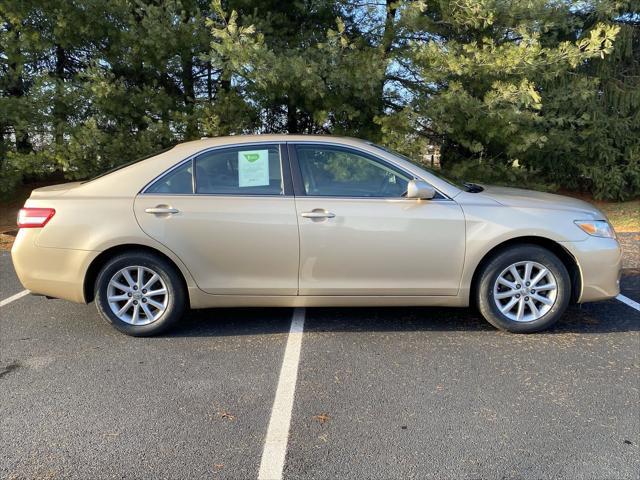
xmin=0 ymin=0 xmax=638 ymax=199
xmin=378 ymin=0 xmax=634 ymax=198
xmin=532 ymin=1 xmax=640 ymax=199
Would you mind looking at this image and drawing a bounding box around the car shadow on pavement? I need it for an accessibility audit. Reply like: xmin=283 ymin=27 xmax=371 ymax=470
xmin=170 ymin=307 xmax=295 ymax=337
xmin=168 ymin=302 xmax=639 ymax=338
xmin=620 ymin=268 xmax=639 ymax=299
xmin=305 ymin=304 xmax=639 ymax=335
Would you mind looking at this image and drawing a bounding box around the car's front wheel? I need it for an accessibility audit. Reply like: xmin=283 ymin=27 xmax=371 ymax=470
xmin=94 ymin=251 xmax=186 ymax=336
xmin=476 ymin=245 xmax=571 ymax=333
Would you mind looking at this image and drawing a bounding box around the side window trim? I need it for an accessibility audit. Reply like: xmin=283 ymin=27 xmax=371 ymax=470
xmin=141 ymin=142 xmax=293 ymax=196
xmin=190 ymin=158 xmax=196 ymax=194
xmin=287 ymin=142 xmax=449 ymax=200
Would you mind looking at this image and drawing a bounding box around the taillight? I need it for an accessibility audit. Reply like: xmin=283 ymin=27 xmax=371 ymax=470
xmin=17 ymin=208 xmax=56 ymax=228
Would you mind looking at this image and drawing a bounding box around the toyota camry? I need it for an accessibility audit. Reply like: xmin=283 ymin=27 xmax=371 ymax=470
xmin=11 ymin=135 xmax=622 ymax=336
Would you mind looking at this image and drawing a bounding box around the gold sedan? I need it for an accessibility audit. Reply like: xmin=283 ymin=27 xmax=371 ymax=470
xmin=12 ymin=135 xmax=622 ymax=335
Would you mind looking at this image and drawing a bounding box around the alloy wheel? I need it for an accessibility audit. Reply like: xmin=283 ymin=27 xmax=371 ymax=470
xmin=106 ymin=266 xmax=168 ymax=325
xmin=493 ymin=261 xmax=558 ymax=322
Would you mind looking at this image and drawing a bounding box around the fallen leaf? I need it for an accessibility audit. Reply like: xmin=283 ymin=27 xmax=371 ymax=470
xmin=218 ymin=411 xmax=235 ymax=421
xmin=313 ymin=413 xmax=330 ymax=424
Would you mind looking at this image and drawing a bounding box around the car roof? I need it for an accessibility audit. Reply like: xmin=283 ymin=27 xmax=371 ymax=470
xmin=178 ymin=134 xmax=370 ymax=152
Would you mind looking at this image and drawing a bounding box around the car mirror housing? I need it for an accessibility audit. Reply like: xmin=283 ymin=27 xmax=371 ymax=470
xmin=406 ymin=179 xmax=436 ymax=200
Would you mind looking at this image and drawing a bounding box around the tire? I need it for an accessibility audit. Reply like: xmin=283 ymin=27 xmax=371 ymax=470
xmin=94 ymin=251 xmax=186 ymax=336
xmin=476 ymin=245 xmax=571 ymax=333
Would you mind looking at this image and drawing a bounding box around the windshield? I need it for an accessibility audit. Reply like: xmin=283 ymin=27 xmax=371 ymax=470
xmin=368 ymin=143 xmax=465 ymax=190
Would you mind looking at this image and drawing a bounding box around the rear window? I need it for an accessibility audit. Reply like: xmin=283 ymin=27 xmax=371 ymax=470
xmin=83 ymin=145 xmax=177 ymax=183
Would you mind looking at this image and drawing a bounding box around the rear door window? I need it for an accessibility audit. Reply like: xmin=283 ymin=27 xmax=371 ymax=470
xmin=195 ymin=145 xmax=283 ymax=195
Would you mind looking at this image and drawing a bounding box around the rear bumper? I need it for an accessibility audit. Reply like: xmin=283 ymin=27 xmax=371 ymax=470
xmin=11 ymin=229 xmax=97 ymax=303
xmin=561 ymin=237 xmax=622 ymax=303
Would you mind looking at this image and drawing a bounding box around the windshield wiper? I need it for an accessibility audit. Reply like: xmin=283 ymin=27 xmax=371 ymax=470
xmin=463 ymin=182 xmax=484 ymax=193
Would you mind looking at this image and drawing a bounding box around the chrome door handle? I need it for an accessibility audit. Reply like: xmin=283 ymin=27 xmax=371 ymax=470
xmin=301 ymin=210 xmax=335 ymax=219
xmin=145 ymin=207 xmax=179 ymax=214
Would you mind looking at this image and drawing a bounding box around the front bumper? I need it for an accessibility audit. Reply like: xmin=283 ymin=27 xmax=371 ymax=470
xmin=11 ymin=229 xmax=98 ymax=303
xmin=561 ymin=236 xmax=622 ymax=303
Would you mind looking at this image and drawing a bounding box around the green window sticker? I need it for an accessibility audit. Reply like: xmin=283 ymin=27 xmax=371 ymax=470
xmin=238 ymin=150 xmax=269 ymax=187
xmin=244 ymin=153 xmax=260 ymax=162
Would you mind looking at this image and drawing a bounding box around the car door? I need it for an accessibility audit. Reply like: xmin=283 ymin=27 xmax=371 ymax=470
xmin=134 ymin=143 xmax=299 ymax=295
xmin=289 ymin=143 xmax=466 ymax=296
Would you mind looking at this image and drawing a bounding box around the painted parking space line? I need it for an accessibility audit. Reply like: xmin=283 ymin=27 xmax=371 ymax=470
xmin=258 ymin=307 xmax=305 ymax=480
xmin=0 ymin=289 xmax=29 ymax=308
xmin=616 ymin=294 xmax=640 ymax=312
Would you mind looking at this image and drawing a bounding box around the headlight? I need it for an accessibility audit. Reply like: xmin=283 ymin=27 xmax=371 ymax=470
xmin=574 ymin=220 xmax=616 ymax=238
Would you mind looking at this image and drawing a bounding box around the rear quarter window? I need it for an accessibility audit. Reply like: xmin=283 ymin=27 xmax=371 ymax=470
xmin=145 ymin=161 xmax=194 ymax=194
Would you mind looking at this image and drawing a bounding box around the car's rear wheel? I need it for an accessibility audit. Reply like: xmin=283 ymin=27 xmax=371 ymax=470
xmin=94 ymin=251 xmax=186 ymax=336
xmin=476 ymin=245 xmax=571 ymax=333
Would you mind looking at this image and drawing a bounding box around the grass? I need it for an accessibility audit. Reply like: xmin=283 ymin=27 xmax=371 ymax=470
xmin=596 ymin=200 xmax=640 ymax=233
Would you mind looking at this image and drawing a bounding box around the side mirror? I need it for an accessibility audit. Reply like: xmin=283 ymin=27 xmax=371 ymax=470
xmin=406 ymin=179 xmax=436 ymax=200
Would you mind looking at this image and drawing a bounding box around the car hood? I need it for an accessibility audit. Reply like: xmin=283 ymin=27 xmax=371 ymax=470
xmin=475 ymin=185 xmax=605 ymax=219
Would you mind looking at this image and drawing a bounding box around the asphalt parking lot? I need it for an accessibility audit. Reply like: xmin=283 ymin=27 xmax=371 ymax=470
xmin=1 ymin=251 xmax=639 ymax=479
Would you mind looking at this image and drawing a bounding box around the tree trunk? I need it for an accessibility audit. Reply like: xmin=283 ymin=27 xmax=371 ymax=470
xmin=376 ymin=0 xmax=397 ymax=118
xmin=286 ymin=96 xmax=298 ymax=133
xmin=53 ymin=44 xmax=67 ymax=147
xmin=207 ymin=60 xmax=212 ymax=102
xmin=182 ymin=53 xmax=198 ymax=140
xmin=5 ymin=25 xmax=33 ymax=154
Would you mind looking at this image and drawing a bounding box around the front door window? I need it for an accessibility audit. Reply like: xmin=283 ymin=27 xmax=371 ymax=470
xmin=295 ymin=146 xmax=410 ymax=197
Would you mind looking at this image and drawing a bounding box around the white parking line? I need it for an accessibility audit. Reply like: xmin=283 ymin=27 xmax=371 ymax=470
xmin=0 ymin=289 xmax=29 ymax=308
xmin=258 ymin=307 xmax=305 ymax=480
xmin=616 ymin=294 xmax=640 ymax=312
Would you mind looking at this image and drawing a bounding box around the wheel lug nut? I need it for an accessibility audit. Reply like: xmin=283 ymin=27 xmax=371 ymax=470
xmin=142 ymin=298 xmax=147 ymax=303
xmin=128 ymin=293 xmax=132 ymax=297
xmin=133 ymin=286 xmax=138 ymax=290
xmin=516 ymin=284 xmax=521 ymax=288
xmin=516 ymin=294 xmax=521 ymax=298
xmin=525 ymin=282 xmax=530 ymax=286
xmin=525 ymin=296 xmax=529 ymax=301
xmin=142 ymin=289 xmax=147 ymax=294
xmin=531 ymin=290 xmax=536 ymax=294
xmin=133 ymin=300 xmax=138 ymax=305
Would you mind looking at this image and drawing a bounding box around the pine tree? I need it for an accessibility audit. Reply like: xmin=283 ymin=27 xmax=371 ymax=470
xmin=377 ymin=0 xmax=628 ymax=197
xmin=1 ymin=0 xmax=637 ymax=199
xmin=532 ymin=2 xmax=640 ymax=199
